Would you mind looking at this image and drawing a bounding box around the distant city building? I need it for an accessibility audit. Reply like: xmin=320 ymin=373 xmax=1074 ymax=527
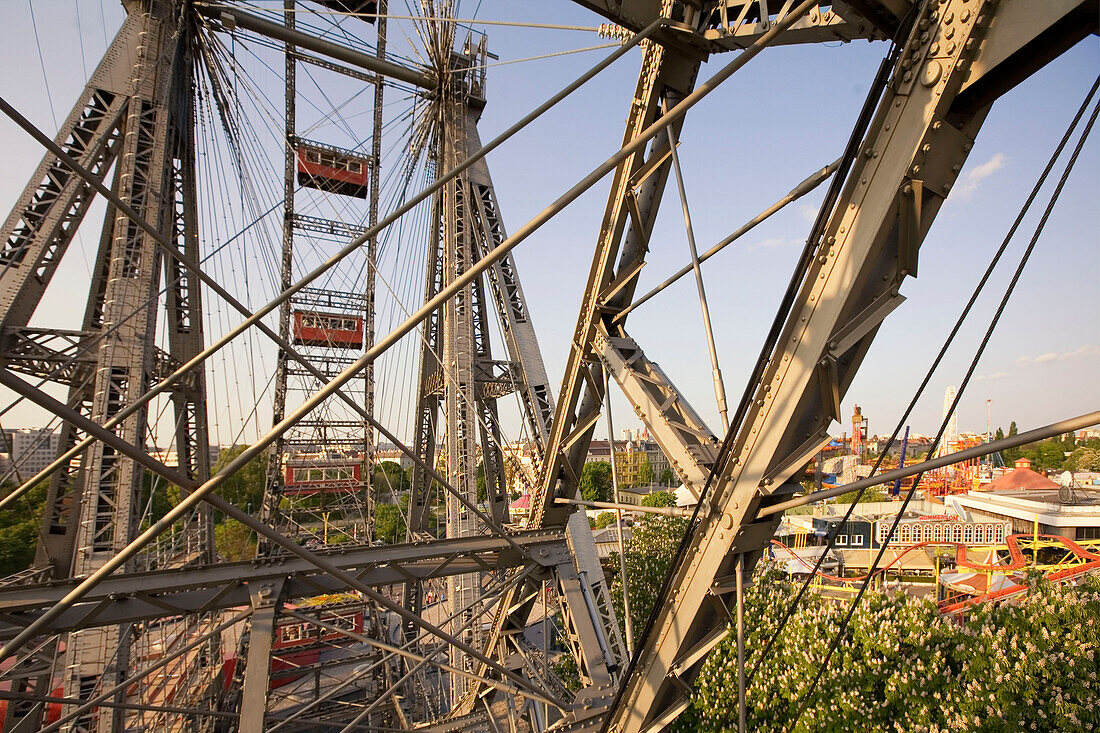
xmin=0 ymin=428 xmax=61 ymax=483
xmin=591 ymin=525 xmax=630 ymax=560
xmin=375 ymin=443 xmax=414 ymax=470
xmin=617 ymin=483 xmax=670 ymax=506
xmin=881 ymin=517 xmax=1008 ymax=547
xmin=148 ymin=445 xmax=223 ymax=472
xmin=586 ymin=430 xmax=672 ymax=489
xmin=502 ymin=441 xmax=540 ymax=495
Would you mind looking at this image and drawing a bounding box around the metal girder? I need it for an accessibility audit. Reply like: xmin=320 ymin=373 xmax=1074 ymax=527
xmin=475 ymin=3 xmax=704 ymax=716
xmin=3 ymin=4 xmax=211 ymax=729
xmin=0 ymin=530 xmax=567 ymax=638
xmin=439 ymin=85 xmax=489 ymax=706
xmin=240 ymin=580 xmax=285 ymax=733
xmin=570 ymin=1 xmax=895 ymax=51
xmin=259 ymin=2 xmax=376 ymax=549
xmin=697 ymin=1 xmax=894 ymax=49
xmin=607 ymin=1 xmax=1097 ymax=728
xmin=195 ymin=3 xmax=433 ymax=89
xmin=422 ymin=360 xmax=522 ymax=401
xmin=465 ymin=132 xmax=557 ymax=447
xmin=594 ymin=328 xmax=719 ymax=499
xmin=532 ymin=3 xmax=702 ymax=530
xmin=0 ymin=327 xmax=200 ymax=393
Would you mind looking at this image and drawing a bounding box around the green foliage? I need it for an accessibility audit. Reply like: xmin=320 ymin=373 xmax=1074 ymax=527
xmin=593 ymin=511 xmax=616 ymax=529
xmin=1067 ymin=446 xmax=1100 ymax=472
xmin=0 ymin=521 xmax=38 ymax=576
xmin=675 ymin=566 xmax=1100 ymax=732
xmin=214 ymin=518 xmax=256 ymax=561
xmin=610 ymin=513 xmax=688 ymax=643
xmin=1004 ymin=421 xmax=1021 ymax=462
xmin=375 ymin=501 xmax=407 ymax=544
xmin=372 ymin=460 xmax=409 ymax=500
xmin=835 ymin=485 xmax=888 ymax=504
xmin=660 ymin=467 xmax=676 ymax=486
xmin=641 ymin=490 xmax=676 ymax=508
xmin=139 ymin=473 xmax=176 ymax=526
xmin=552 ymin=618 xmax=582 ymax=693
xmin=638 ymin=455 xmax=654 ymax=486
xmin=580 ymin=461 xmax=613 ymax=503
xmin=213 ymin=445 xmax=267 ymax=519
xmin=0 ymin=482 xmax=47 ymax=576
xmin=476 ymin=461 xmax=487 ymax=504
xmin=1004 ymin=434 xmax=1079 ymax=472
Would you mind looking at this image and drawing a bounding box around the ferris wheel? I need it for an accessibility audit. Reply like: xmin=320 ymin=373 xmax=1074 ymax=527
xmin=0 ymin=1 xmax=1095 ymax=731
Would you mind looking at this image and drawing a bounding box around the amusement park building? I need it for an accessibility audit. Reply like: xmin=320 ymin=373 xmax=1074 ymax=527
xmin=946 ymin=459 xmax=1100 ymax=541
xmin=951 ymin=486 xmax=1100 ymax=542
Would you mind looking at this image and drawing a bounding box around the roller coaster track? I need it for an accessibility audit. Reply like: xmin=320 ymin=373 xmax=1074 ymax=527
xmin=771 ymin=534 xmax=1100 ymax=613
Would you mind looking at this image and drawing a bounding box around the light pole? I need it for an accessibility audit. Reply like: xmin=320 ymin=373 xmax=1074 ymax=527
xmin=986 ymin=399 xmax=992 ymax=470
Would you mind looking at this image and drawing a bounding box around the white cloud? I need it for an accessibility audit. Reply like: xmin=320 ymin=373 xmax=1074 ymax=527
xmin=955 ymin=152 xmax=1008 ymax=198
xmin=1015 ymin=344 xmax=1098 ymax=365
xmin=798 ymin=204 xmax=818 ymax=224
xmin=1060 ymin=344 xmax=1100 ymax=360
xmin=989 ymin=372 xmax=1008 ymax=380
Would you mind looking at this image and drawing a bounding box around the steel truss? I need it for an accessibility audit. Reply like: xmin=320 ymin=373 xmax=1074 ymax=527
xmin=0 ymin=1 xmax=1094 ymax=732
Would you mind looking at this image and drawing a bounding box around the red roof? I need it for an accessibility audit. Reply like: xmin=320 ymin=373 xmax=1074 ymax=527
xmin=985 ymin=467 xmax=1058 ymax=492
xmin=510 ymin=494 xmax=530 ymax=510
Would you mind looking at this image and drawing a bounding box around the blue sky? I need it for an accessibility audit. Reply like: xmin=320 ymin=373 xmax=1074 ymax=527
xmin=0 ymin=1 xmax=1096 ymax=449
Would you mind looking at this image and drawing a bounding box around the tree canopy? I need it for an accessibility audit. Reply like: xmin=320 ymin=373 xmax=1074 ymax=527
xmin=641 ymin=490 xmax=677 ymax=508
xmin=592 ymin=511 xmax=616 ymax=529
xmin=580 ymin=461 xmax=613 ymax=503
xmin=372 ymin=460 xmax=409 ymax=500
xmin=607 ymin=509 xmax=1100 ymax=732
xmin=676 ymin=567 xmax=1100 ymax=732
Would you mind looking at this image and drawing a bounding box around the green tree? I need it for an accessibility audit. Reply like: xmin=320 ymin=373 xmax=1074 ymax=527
xmin=0 ymin=482 xmax=47 ymax=576
xmin=213 ymin=445 xmax=267 ymax=519
xmin=836 ymin=485 xmax=888 ymax=504
xmin=372 ymin=460 xmax=408 ymax=501
xmin=637 ymin=455 xmax=654 ymax=486
xmin=1038 ymin=440 xmax=1067 ymax=471
xmin=994 ymin=427 xmax=1005 ymax=442
xmin=375 ymin=502 xmax=407 ymax=544
xmin=1004 ymin=421 xmax=1021 ymax=461
xmin=1067 ymin=446 xmax=1100 ymax=471
xmin=593 ymin=511 xmax=616 ymax=529
xmin=579 ymin=461 xmax=613 ymax=503
xmin=677 ymin=567 xmax=1100 ymax=732
xmin=138 ymin=472 xmax=176 ymax=527
xmin=610 ymin=511 xmax=687 ymax=643
xmin=641 ymin=490 xmax=677 ymax=508
xmin=660 ymin=467 xmax=676 ymax=486
xmin=214 ymin=518 xmax=256 ymax=561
